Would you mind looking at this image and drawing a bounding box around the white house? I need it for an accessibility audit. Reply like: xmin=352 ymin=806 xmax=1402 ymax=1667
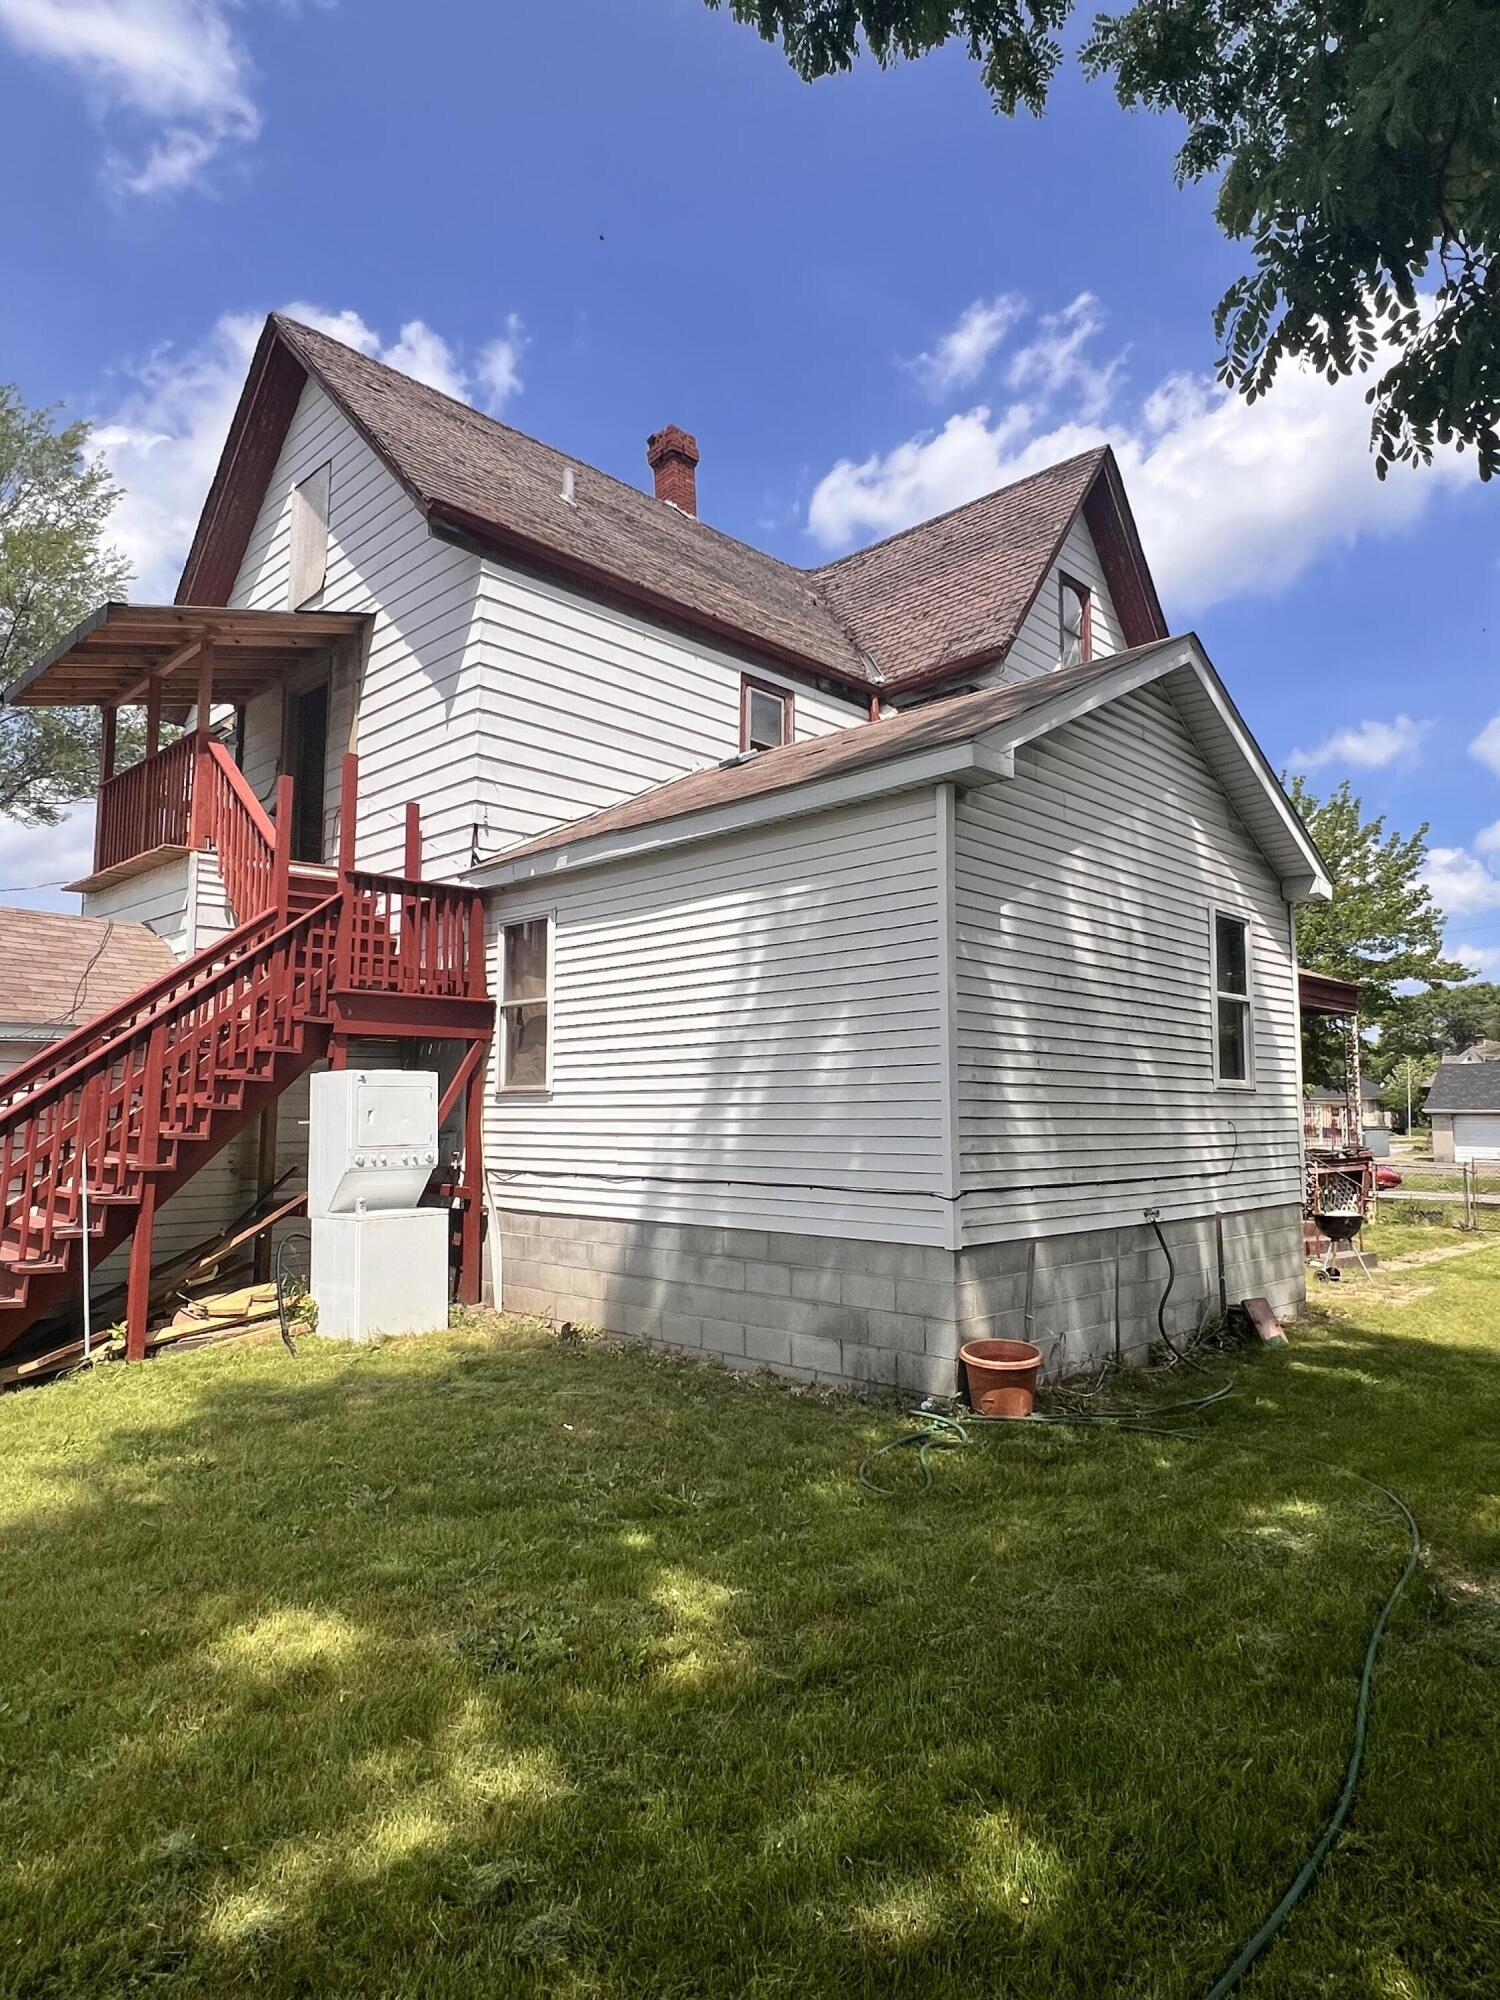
xmin=0 ymin=314 xmax=1326 ymax=1382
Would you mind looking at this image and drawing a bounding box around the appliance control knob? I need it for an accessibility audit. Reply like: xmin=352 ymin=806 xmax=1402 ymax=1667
xmin=355 ymin=1154 xmax=367 ymax=1168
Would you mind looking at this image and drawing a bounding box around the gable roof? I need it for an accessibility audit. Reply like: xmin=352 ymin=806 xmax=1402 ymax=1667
xmin=469 ymin=637 xmax=1330 ymax=902
xmin=0 ymin=909 xmax=174 ymax=1035
xmin=1423 ymin=1061 xmax=1500 ymax=1114
xmin=177 ymin=315 xmax=1167 ymax=694
xmin=811 ymin=448 xmax=1164 ymax=693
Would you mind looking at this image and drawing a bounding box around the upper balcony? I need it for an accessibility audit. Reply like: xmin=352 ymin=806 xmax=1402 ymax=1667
xmin=4 ymin=603 xmax=369 ymax=890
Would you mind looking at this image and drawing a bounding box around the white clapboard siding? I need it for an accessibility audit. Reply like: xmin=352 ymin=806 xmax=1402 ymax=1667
xmin=82 ymin=850 xmax=238 ymax=961
xmin=230 ymin=381 xmax=865 ymax=883
xmin=983 ymin=515 xmax=1127 ymax=685
xmin=230 ymin=380 xmax=485 ymax=881
xmin=470 ymin=553 xmax=865 ymax=852
xmin=486 ymin=791 xmax=952 ymax=1243
xmin=954 ymin=682 xmax=1302 ymax=1242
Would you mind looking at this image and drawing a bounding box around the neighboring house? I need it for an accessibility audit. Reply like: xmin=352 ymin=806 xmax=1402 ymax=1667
xmin=1424 ymin=1061 xmax=1500 ymax=1161
xmin=0 ymin=314 xmax=1329 ymax=1380
xmin=1450 ymin=1039 xmax=1500 ymax=1063
xmin=1303 ymin=1079 xmax=1390 ymax=1150
xmin=0 ymin=909 xmax=173 ymax=1077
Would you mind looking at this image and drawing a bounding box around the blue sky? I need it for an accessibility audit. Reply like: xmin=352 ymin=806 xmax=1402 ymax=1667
xmin=1 ymin=0 xmax=1497 ymax=960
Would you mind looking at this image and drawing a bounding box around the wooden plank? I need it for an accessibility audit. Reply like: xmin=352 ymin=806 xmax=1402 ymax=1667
xmin=1241 ymin=1296 xmax=1288 ymax=1346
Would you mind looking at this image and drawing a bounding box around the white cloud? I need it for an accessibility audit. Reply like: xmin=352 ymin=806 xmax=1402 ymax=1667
xmin=476 ymin=316 xmax=528 ymax=413
xmin=1422 ymin=846 xmax=1500 ymax=919
xmin=0 ymin=0 xmax=261 ymax=195
xmin=1470 ymin=716 xmax=1500 ymax=778
xmin=1005 ymin=293 xmax=1121 ymax=422
xmin=0 ymin=804 xmax=95 ymax=914
xmin=1474 ymin=820 xmax=1500 ymax=857
xmin=1288 ymin=714 xmax=1429 ymax=773
xmin=909 ymin=296 xmax=1023 ymax=396
xmin=1455 ymin=943 xmax=1500 ymax=976
xmin=808 ymin=293 xmax=1472 ymax=617
xmin=91 ymin=302 xmax=527 ymax=599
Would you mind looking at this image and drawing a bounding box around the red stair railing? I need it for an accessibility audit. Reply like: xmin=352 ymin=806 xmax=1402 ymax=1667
xmin=0 ymin=896 xmax=341 ymax=1300
xmin=195 ymin=741 xmax=279 ymax=924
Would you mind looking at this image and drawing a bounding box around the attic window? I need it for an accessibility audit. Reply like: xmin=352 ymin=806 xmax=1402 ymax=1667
xmin=741 ymin=677 xmax=792 ymax=752
xmin=288 ymin=462 xmax=331 ymax=609
xmin=1059 ymin=574 xmax=1091 ymax=668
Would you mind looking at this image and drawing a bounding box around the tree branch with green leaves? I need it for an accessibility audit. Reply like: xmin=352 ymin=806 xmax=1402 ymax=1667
xmin=705 ymin=0 xmax=1500 ymax=475
xmin=0 ymin=384 xmax=134 ymax=828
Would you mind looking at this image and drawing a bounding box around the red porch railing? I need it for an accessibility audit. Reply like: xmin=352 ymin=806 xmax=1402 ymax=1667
xmin=94 ymin=735 xmax=196 ymax=873
xmin=341 ymin=872 xmax=487 ymax=998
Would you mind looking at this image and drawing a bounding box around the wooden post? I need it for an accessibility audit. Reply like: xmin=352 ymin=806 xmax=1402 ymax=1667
xmin=99 ymin=705 xmax=117 ymax=784
xmin=125 ymin=1180 xmax=157 ymax=1362
xmin=460 ymin=1054 xmax=485 ymax=1304
xmin=144 ymin=680 xmax=162 ymax=761
xmin=271 ymin=773 xmax=293 ymax=924
xmin=187 ymin=642 xmax=215 ymax=847
xmin=335 ymin=753 xmax=358 ymax=994
xmin=404 ymin=801 xmax=422 ymax=881
xmin=253 ymin=1104 xmax=279 ymax=1285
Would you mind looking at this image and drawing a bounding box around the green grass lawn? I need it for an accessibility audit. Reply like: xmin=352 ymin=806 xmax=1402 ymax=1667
xmin=2 ymin=1268 xmax=1498 ymax=1999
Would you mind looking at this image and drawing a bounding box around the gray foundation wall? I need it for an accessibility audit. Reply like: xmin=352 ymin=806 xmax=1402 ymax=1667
xmin=496 ymin=1203 xmax=1306 ymax=1396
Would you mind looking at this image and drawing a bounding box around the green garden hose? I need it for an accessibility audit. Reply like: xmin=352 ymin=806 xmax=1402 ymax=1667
xmin=859 ymin=1222 xmax=1424 ymax=1999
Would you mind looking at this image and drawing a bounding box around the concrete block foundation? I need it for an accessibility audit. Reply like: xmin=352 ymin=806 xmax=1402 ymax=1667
xmin=495 ymin=1204 xmax=1306 ymax=1396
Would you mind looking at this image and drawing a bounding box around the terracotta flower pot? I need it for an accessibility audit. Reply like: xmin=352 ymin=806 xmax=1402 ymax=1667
xmin=959 ymin=1338 xmax=1043 ymax=1418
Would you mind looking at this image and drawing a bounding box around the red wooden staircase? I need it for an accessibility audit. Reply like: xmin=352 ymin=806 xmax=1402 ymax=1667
xmin=0 ymin=747 xmax=489 ymax=1364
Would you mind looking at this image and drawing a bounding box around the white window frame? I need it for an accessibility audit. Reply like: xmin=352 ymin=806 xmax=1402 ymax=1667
xmin=1211 ymin=905 xmax=1255 ymax=1089
xmin=497 ymin=912 xmax=554 ymax=1095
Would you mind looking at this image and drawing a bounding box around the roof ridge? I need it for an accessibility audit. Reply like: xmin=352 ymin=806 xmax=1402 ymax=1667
xmin=807 ymin=445 xmax=1109 ymax=575
xmin=273 ymin=314 xmax=841 ymax=612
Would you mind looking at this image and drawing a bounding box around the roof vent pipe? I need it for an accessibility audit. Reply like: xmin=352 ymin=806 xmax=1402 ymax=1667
xmin=560 ymin=466 xmax=577 ymax=506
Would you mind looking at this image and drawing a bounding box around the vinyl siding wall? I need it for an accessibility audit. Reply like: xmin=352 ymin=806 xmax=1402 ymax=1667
xmin=82 ymin=850 xmax=234 ymax=960
xmin=486 ymin=791 xmax=952 ymax=1245
xmin=469 ymin=553 xmax=864 ymax=856
xmin=953 ymin=682 xmax=1302 ymax=1243
xmin=229 ymin=382 xmax=866 ymax=882
xmin=981 ymin=517 xmax=1127 ymax=686
xmin=230 ymin=380 xmax=485 ymax=880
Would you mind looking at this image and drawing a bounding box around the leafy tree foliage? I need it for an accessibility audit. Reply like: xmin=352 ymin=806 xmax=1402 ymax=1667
xmin=1288 ymin=776 xmax=1467 ymax=1089
xmin=706 ymin=0 xmax=1500 ymax=474
xmin=1375 ymin=1053 xmax=1435 ymax=1129
xmin=0 ymin=384 xmax=134 ymax=827
xmin=1376 ymin=979 xmax=1500 ymax=1068
xmin=1289 ymin=776 xmax=1468 ymax=1014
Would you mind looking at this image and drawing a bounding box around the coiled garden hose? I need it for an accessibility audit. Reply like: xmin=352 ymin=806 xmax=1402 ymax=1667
xmin=858 ymin=1229 xmax=1423 ymax=2000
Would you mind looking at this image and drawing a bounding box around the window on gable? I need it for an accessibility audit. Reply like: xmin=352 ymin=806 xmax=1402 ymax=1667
xmin=1213 ymin=910 xmax=1254 ymax=1086
xmin=1059 ymin=574 xmax=1091 ymax=668
xmin=288 ymin=462 xmax=332 ymax=609
xmin=499 ymin=917 xmax=552 ymax=1091
xmin=741 ymin=677 xmax=792 ymax=752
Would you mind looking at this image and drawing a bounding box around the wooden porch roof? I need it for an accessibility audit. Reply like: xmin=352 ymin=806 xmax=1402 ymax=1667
xmin=4 ymin=603 xmax=369 ymax=719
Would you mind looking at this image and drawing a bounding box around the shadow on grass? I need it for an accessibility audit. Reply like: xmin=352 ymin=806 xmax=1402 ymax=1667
xmin=1 ymin=1299 xmax=1498 ymax=1999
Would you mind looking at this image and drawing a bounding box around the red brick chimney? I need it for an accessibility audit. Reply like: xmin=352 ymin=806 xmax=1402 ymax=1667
xmin=646 ymin=425 xmax=700 ymax=515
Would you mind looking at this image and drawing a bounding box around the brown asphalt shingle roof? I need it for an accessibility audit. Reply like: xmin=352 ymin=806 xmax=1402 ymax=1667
xmin=259 ymin=319 xmax=1143 ymax=692
xmin=480 ymin=644 xmax=1168 ymax=869
xmin=0 ymin=909 xmax=174 ymax=1032
xmin=810 ymin=449 xmax=1108 ymax=686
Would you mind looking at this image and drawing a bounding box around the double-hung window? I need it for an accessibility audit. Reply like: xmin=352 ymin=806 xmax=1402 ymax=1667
xmin=741 ymin=676 xmax=792 ymax=751
xmin=1212 ymin=910 xmax=1253 ymax=1085
xmin=499 ymin=917 xmax=551 ymax=1091
xmin=1059 ymin=574 xmax=1091 ymax=668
